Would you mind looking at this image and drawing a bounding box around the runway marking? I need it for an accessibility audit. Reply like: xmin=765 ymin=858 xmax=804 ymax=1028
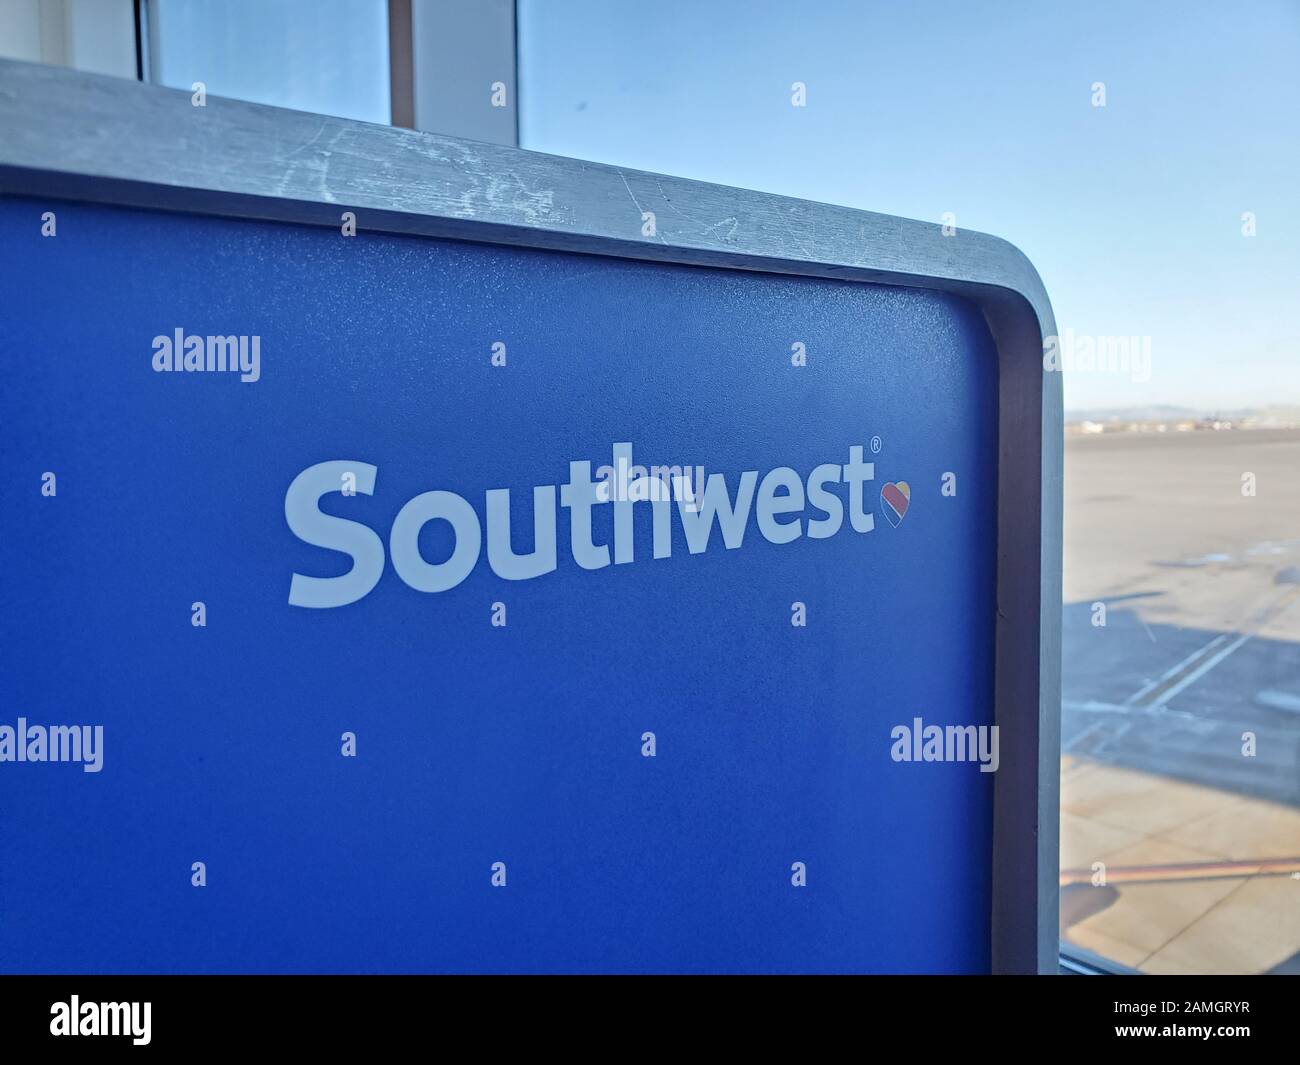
xmin=1256 ymin=689 xmax=1300 ymax=713
xmin=1064 ymin=699 xmax=1200 ymax=722
xmin=1065 ymin=699 xmax=1132 ymax=714
xmin=1124 ymin=634 xmax=1236 ymax=706
xmin=1061 ymin=856 xmax=1300 ymax=886
xmin=1124 ymin=586 xmax=1300 ymax=709
xmin=1143 ymin=633 xmax=1253 ymax=709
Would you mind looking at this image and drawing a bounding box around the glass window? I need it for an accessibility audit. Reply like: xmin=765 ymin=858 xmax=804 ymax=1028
xmin=147 ymin=0 xmax=390 ymax=124
xmin=520 ymin=0 xmax=1300 ymax=974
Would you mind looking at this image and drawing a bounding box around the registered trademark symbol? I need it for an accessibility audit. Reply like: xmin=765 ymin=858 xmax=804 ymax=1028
xmin=870 ymin=436 xmax=882 ymax=454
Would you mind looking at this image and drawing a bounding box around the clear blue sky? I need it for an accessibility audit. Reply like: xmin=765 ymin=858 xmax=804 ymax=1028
xmin=519 ymin=0 xmax=1300 ymax=413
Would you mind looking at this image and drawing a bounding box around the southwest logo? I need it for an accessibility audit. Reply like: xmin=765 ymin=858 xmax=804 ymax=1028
xmin=285 ymin=443 xmax=890 ymax=608
xmin=880 ymin=481 xmax=910 ymax=527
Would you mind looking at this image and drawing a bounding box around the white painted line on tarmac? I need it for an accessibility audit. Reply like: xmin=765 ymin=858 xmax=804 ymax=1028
xmin=1145 ymin=633 xmax=1252 ymax=708
xmin=1256 ymin=690 xmax=1300 ymax=714
xmin=1124 ymin=634 xmax=1233 ymax=706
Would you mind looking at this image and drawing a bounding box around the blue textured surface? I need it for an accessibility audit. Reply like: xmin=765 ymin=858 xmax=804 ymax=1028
xmin=0 ymin=197 xmax=998 ymax=973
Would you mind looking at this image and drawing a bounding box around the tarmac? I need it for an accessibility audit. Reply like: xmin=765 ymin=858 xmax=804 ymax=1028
xmin=1059 ymin=428 xmax=1300 ymax=973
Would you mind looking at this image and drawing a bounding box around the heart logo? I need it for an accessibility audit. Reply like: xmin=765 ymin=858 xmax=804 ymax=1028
xmin=880 ymin=481 xmax=910 ymax=527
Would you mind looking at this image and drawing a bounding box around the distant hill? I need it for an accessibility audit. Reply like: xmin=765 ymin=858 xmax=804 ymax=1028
xmin=1064 ymin=404 xmax=1206 ymax=424
xmin=1064 ymin=404 xmax=1300 ymax=426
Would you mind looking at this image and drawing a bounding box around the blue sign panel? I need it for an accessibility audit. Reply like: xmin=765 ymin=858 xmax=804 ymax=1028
xmin=1 ymin=196 xmax=998 ymax=972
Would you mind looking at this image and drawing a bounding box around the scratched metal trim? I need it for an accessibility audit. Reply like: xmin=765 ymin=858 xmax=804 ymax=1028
xmin=0 ymin=58 xmax=1062 ymax=975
